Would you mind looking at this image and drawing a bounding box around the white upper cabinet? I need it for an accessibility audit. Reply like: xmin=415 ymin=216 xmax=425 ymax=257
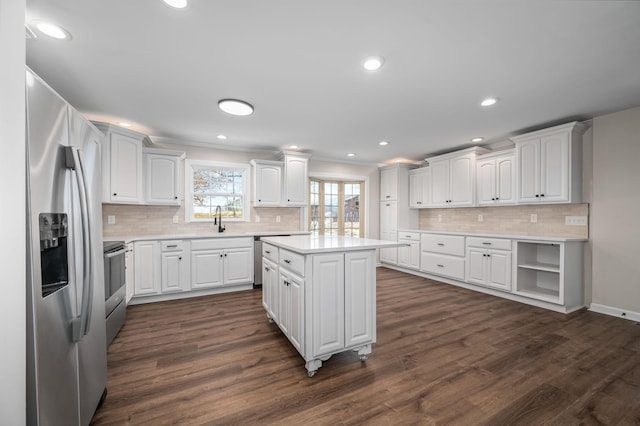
xmin=512 ymin=121 xmax=585 ymax=204
xmin=380 ymin=167 xmax=399 ymax=201
xmin=251 ymin=160 xmax=283 ymax=206
xmin=251 ymin=152 xmax=310 ymax=207
xmin=144 ymin=149 xmax=185 ymax=205
xmin=476 ymin=151 xmax=516 ymax=206
xmin=283 ymin=154 xmax=309 ymax=206
xmin=100 ymin=125 xmax=145 ymax=204
xmin=409 ymin=167 xmax=431 ymax=208
xmin=428 ymin=147 xmax=488 ymax=207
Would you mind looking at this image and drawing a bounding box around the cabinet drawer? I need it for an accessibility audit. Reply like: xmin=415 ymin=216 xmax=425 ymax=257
xmin=466 ymin=237 xmax=512 ymax=251
xmin=421 ymin=234 xmax=465 ymax=257
xmin=262 ymin=243 xmax=279 ymax=263
xmin=160 ymin=240 xmax=185 ymax=252
xmin=191 ymin=237 xmax=252 ymax=251
xmin=420 ymin=253 xmax=465 ymax=280
xmin=398 ymin=231 xmax=420 ymax=241
xmin=279 ymin=249 xmax=305 ymax=277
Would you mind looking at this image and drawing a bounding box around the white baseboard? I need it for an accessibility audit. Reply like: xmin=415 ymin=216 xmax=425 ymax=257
xmin=589 ymin=303 xmax=640 ymax=322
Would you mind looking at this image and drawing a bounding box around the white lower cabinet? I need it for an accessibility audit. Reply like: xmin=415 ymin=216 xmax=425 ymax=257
xmin=125 ymin=242 xmax=134 ymax=303
xmin=397 ymin=232 xmax=420 ymax=270
xmin=465 ymin=236 xmax=512 ymax=291
xmin=265 ymin=247 xmax=376 ymax=377
xmin=132 ymin=237 xmax=253 ymax=303
xmin=419 ymin=234 xmax=466 ymax=280
xmin=262 ymin=257 xmax=279 ymax=323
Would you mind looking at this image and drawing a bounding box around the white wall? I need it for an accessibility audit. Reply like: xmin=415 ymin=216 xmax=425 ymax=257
xmin=591 ymin=106 xmax=640 ymax=319
xmin=0 ymin=0 xmax=27 ymax=423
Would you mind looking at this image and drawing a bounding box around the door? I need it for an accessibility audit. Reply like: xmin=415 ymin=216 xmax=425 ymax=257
xmin=134 ymin=241 xmax=160 ymax=295
xmin=263 ymin=259 xmax=278 ymax=322
xmin=496 ymin=156 xmax=516 ymax=204
xmin=125 ymin=243 xmax=134 ymax=303
xmin=288 ymin=272 xmax=305 ymax=354
xmin=345 ymin=251 xmax=375 ymax=347
xmin=161 ymin=251 xmax=189 ymax=292
xmin=430 ymin=160 xmax=450 ymax=206
xmin=379 ymin=201 xmax=398 ymax=264
xmin=224 ymin=247 xmax=253 ymax=285
xmin=312 ymin=253 xmax=344 ymax=357
xmin=487 ymin=250 xmax=512 ymax=291
xmin=380 ymin=167 xmax=398 ymax=201
xmin=540 ymin=132 xmax=570 ymax=202
xmin=517 ymin=139 xmax=540 ymax=203
xmin=284 ymin=156 xmax=308 ymax=205
xmin=191 ymin=249 xmax=224 ymax=289
xmin=476 ymin=159 xmax=496 ymax=205
xmin=449 ymin=155 xmax=474 ymax=205
xmin=278 ymin=271 xmax=290 ymax=335
xmin=146 ymin=154 xmax=179 ymax=204
xmin=110 ymin=132 xmax=142 ymax=203
xmin=255 ymin=163 xmax=282 ymax=206
xmin=466 ymin=248 xmax=487 ymax=285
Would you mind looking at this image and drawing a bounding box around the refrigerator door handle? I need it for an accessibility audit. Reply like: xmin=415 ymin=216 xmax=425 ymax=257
xmin=65 ymin=146 xmax=94 ymax=342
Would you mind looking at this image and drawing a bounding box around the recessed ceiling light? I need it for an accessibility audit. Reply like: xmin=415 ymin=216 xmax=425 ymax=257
xmin=363 ymin=56 xmax=384 ymax=71
xmin=218 ymin=99 xmax=254 ymax=116
xmin=163 ymin=0 xmax=188 ymax=8
xmin=217 ymin=134 xmax=227 ymax=140
xmin=379 ymin=141 xmax=389 ymax=146
xmin=33 ymin=21 xmax=71 ymax=40
xmin=118 ymin=122 xmax=132 ymax=128
xmin=480 ymin=97 xmax=499 ymax=107
xmin=288 ymin=144 xmax=299 ymax=149
xmin=347 ymin=153 xmax=356 ymax=157
xmin=471 ymin=137 xmax=484 ymax=143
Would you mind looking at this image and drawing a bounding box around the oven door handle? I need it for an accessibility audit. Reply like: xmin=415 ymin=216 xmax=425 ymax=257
xmin=106 ymin=248 xmax=126 ymax=259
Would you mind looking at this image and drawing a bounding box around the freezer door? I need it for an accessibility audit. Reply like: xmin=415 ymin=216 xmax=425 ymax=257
xmin=26 ymin=71 xmax=80 ymax=425
xmin=69 ymin=107 xmax=108 ymax=426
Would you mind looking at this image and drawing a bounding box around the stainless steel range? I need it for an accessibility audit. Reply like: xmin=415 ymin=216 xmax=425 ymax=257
xmin=103 ymin=240 xmax=126 ymax=345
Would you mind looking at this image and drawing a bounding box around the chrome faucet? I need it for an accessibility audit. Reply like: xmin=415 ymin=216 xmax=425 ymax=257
xmin=214 ymin=205 xmax=226 ymax=233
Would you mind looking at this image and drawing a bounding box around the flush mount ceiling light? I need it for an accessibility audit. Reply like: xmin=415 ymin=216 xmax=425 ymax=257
xmin=471 ymin=137 xmax=484 ymax=143
xmin=347 ymin=153 xmax=356 ymax=157
xmin=480 ymin=97 xmax=499 ymax=107
xmin=217 ymin=134 xmax=227 ymax=140
xmin=218 ymin=99 xmax=254 ymax=116
xmin=163 ymin=0 xmax=188 ymax=8
xmin=363 ymin=56 xmax=385 ymax=71
xmin=379 ymin=141 xmax=389 ymax=146
xmin=33 ymin=21 xmax=71 ymax=40
xmin=118 ymin=122 xmax=132 ymax=128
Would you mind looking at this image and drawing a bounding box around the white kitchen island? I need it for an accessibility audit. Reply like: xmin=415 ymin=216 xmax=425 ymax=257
xmin=260 ymin=235 xmax=402 ymax=377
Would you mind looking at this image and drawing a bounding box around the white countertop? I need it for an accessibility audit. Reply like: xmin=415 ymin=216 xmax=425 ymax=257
xmin=398 ymin=229 xmax=587 ymax=242
xmin=261 ymin=235 xmax=405 ymax=254
xmin=104 ymin=231 xmax=310 ymax=243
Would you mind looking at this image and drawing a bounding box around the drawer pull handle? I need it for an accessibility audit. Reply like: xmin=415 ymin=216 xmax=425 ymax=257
xmin=284 ymin=259 xmax=291 ymax=264
xmin=265 ymin=267 xmax=269 ymax=272
xmin=482 ymin=242 xmax=492 ymax=245
xmin=265 ymin=250 xmax=271 ymax=254
xmin=437 ymin=264 xmax=444 ymax=268
xmin=405 ymin=235 xmax=412 ymax=238
xmin=167 ymin=244 xmax=178 ymax=248
xmin=437 ymin=243 xmax=445 ymax=246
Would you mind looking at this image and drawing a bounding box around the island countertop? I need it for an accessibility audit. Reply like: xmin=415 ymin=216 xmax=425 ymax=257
xmin=260 ymin=235 xmax=404 ymax=254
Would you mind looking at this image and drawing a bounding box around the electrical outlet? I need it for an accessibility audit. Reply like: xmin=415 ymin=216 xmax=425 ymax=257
xmin=172 ymin=215 xmax=179 ymax=224
xmin=478 ymin=214 xmax=483 ymax=222
xmin=565 ymin=215 xmax=587 ymax=226
xmin=255 ymin=215 xmax=260 ymax=223
xmin=276 ymin=215 xmax=281 ymax=223
xmin=107 ymin=215 xmax=116 ymax=225
xmin=530 ymin=214 xmax=538 ymax=223
xmin=438 ymin=214 xmax=442 ymax=223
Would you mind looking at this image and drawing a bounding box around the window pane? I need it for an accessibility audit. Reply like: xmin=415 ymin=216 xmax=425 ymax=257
xmin=344 ymin=183 xmax=361 ymax=237
xmin=324 ymin=182 xmax=338 ymax=236
xmin=310 ymin=180 xmax=320 ymax=237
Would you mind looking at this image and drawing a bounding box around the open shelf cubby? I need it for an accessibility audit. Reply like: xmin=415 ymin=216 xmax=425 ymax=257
xmin=515 ymin=242 xmax=562 ymax=303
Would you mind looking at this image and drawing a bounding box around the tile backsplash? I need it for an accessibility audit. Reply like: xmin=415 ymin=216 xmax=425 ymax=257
xmin=418 ymin=203 xmax=589 ymax=238
xmin=102 ymin=204 xmax=301 ymax=238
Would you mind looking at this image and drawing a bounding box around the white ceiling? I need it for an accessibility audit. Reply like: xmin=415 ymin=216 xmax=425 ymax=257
xmin=25 ymin=0 xmax=640 ymax=165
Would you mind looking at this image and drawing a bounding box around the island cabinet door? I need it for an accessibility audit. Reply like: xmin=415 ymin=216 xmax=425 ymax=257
xmin=344 ymin=251 xmax=376 ymax=347
xmin=311 ymin=253 xmax=345 ymax=357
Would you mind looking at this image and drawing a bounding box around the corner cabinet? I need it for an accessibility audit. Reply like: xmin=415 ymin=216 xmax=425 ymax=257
xmin=427 ymin=147 xmax=489 ymax=207
xmin=144 ymin=149 xmax=185 ymax=205
xmin=512 ymin=121 xmax=586 ymax=204
xmin=379 ymin=164 xmax=418 ymax=266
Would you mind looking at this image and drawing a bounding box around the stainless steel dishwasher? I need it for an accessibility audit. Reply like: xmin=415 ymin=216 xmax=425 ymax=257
xmin=253 ymin=234 xmax=290 ymax=287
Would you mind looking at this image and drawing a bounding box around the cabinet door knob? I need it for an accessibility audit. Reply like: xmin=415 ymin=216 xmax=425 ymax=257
xmin=258 ymin=199 xmax=261 ymax=202
xmin=174 ymin=196 xmax=178 ymax=200
xmin=284 ymin=259 xmax=291 ymax=264
xmin=535 ymin=194 xmax=540 ymax=197
xmin=437 ymin=264 xmax=444 ymax=268
xmin=540 ymin=194 xmax=545 ymax=197
xmin=496 ymin=197 xmax=499 ymax=200
xmin=113 ymin=193 xmax=117 ymax=196
xmin=288 ymin=199 xmax=291 ymax=202
xmin=178 ymin=257 xmax=182 ymax=260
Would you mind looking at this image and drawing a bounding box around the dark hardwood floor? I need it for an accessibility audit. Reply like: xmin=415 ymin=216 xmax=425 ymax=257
xmin=92 ymin=268 xmax=640 ymax=425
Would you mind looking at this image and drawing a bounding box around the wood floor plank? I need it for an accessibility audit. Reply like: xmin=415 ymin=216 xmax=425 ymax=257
xmin=91 ymin=267 xmax=640 ymax=425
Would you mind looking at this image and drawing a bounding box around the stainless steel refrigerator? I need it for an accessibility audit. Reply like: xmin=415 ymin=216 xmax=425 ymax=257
xmin=26 ymin=69 xmax=108 ymax=425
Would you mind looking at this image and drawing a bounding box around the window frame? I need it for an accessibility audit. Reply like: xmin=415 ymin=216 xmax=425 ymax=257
xmin=184 ymin=159 xmax=251 ymax=223
xmin=309 ymin=177 xmax=365 ymax=238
